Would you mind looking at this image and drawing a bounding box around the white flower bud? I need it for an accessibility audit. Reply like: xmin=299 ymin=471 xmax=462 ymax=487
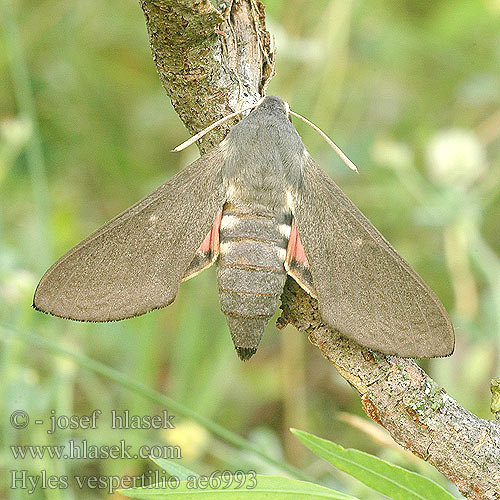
xmin=426 ymin=129 xmax=486 ymax=189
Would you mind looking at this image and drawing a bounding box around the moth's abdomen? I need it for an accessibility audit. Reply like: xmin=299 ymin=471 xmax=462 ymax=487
xmin=216 ymin=203 xmax=291 ymax=360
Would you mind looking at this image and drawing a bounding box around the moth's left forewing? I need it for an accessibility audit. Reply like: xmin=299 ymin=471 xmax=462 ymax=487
xmin=291 ymin=155 xmax=454 ymax=358
xmin=34 ymin=142 xmax=228 ymax=322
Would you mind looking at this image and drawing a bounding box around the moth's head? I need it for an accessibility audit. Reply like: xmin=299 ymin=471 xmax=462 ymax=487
xmin=254 ymin=95 xmax=290 ymax=118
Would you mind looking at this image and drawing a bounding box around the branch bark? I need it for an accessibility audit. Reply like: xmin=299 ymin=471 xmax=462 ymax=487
xmin=139 ymin=0 xmax=273 ymax=152
xmin=138 ymin=1 xmax=500 ymax=498
xmin=280 ymin=279 xmax=500 ymax=500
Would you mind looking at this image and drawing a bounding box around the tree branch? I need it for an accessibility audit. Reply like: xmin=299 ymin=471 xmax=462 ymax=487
xmin=139 ymin=0 xmax=273 ymax=152
xmin=280 ymin=279 xmax=500 ymax=500
xmin=138 ymin=1 xmax=500 ymax=498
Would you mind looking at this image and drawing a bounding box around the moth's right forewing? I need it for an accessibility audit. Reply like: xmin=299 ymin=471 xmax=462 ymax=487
xmin=34 ymin=143 xmax=228 ymax=321
xmin=292 ymin=156 xmax=454 ymax=358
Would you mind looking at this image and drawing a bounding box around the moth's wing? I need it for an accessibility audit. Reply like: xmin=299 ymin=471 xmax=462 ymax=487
xmin=33 ymin=143 xmax=227 ymax=321
xmin=292 ymin=155 xmax=454 ymax=358
xmin=182 ymin=210 xmax=222 ymax=281
xmin=285 ymin=219 xmax=316 ymax=297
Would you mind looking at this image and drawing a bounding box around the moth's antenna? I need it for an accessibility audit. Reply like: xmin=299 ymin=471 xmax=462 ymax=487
xmin=172 ymin=97 xmax=265 ymax=153
xmin=289 ymin=110 xmax=359 ymax=174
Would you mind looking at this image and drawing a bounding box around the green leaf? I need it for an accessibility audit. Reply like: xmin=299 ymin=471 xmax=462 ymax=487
xmin=119 ymin=474 xmax=358 ymax=499
xmin=151 ymin=457 xmax=198 ymax=481
xmin=291 ymin=429 xmax=457 ymax=500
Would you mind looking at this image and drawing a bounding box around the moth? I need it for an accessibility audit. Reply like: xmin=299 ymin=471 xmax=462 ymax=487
xmin=34 ymin=96 xmax=455 ymax=360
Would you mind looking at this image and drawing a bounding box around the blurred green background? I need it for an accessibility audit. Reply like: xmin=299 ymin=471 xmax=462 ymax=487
xmin=1 ymin=0 xmax=500 ymax=498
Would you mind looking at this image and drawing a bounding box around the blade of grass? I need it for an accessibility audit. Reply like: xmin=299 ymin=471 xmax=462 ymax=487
xmin=291 ymin=429 xmax=457 ymax=500
xmin=150 ymin=457 xmax=198 ymax=481
xmin=0 ymin=0 xmax=51 ymax=267
xmin=120 ymin=475 xmax=358 ymax=499
xmin=0 ymin=323 xmax=310 ymax=482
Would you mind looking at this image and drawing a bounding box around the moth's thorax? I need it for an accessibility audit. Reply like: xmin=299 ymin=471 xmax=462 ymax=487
xmin=222 ymin=98 xmax=306 ymax=210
